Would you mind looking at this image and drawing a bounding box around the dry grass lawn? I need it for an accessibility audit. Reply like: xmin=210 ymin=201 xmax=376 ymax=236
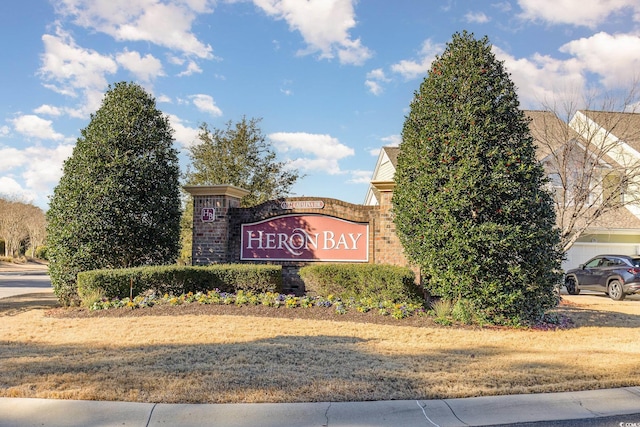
xmin=0 ymin=291 xmax=639 ymax=404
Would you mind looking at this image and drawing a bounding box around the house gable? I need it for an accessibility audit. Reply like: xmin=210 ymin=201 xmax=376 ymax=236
xmin=365 ymin=111 xmax=640 ymax=230
xmin=364 ymin=146 xmax=400 ymax=205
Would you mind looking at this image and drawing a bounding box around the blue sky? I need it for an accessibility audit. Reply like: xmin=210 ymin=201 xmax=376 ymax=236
xmin=1 ymin=0 xmax=640 ymax=209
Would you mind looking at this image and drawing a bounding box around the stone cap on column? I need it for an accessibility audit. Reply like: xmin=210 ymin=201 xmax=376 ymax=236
xmin=370 ymin=180 xmax=395 ymax=192
xmin=183 ymin=184 xmax=250 ymax=199
xmin=370 ymin=180 xmax=395 ymax=204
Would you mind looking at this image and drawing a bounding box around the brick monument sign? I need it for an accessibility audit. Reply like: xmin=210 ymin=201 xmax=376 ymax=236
xmin=184 ymin=184 xmax=416 ymax=293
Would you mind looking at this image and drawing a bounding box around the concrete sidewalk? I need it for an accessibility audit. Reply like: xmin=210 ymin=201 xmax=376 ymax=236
xmin=1 ymin=387 xmax=640 ymax=426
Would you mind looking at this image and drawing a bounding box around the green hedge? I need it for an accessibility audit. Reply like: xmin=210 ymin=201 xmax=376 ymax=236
xmin=77 ymin=264 xmax=283 ymax=301
xmin=299 ymin=263 xmax=423 ymax=303
xmin=34 ymin=245 xmax=48 ymax=261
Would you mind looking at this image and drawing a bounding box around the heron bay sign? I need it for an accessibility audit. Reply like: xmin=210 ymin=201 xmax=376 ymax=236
xmin=241 ymin=214 xmax=369 ymax=262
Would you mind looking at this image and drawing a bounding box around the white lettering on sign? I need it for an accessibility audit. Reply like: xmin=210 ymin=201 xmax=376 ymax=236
xmin=201 ymin=208 xmax=215 ymax=222
xmin=245 ymin=228 xmax=363 ymax=256
xmin=241 ymin=214 xmax=369 ymax=262
xmin=280 ymin=200 xmax=325 ymax=209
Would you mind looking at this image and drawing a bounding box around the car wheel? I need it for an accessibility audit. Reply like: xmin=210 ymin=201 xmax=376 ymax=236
xmin=608 ymin=280 xmax=625 ymax=301
xmin=565 ymin=277 xmax=580 ymax=295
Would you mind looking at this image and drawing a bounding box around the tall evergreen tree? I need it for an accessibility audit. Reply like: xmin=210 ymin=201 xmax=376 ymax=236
xmin=46 ymin=82 xmax=181 ymax=305
xmin=392 ymin=32 xmax=562 ymax=326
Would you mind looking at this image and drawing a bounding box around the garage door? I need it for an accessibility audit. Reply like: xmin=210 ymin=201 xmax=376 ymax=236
xmin=564 ymin=243 xmax=640 ymax=271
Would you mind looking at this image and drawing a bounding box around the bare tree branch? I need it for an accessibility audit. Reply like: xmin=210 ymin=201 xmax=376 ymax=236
xmin=529 ymin=82 xmax=640 ymax=253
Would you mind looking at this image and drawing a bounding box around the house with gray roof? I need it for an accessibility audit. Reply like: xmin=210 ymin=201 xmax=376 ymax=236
xmin=365 ymin=110 xmax=640 ymax=271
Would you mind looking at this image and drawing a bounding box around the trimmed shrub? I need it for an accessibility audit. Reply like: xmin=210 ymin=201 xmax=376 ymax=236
xmin=77 ymin=264 xmax=282 ymax=304
xmin=34 ymin=245 xmax=48 ymax=261
xmin=299 ymin=263 xmax=423 ymax=303
xmin=392 ymin=31 xmax=562 ymax=326
xmin=46 ymin=82 xmax=181 ymax=306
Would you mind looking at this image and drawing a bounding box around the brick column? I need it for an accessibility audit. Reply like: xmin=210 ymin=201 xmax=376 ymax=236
xmin=371 ymin=181 xmax=404 ymax=266
xmin=371 ymin=181 xmax=420 ymax=282
xmin=183 ymin=185 xmax=250 ymax=265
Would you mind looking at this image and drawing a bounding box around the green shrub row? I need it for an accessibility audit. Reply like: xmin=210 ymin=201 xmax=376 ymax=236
xmin=299 ymin=263 xmax=423 ymax=304
xmin=77 ymin=264 xmax=283 ymax=303
xmin=34 ymin=245 xmax=48 ymax=261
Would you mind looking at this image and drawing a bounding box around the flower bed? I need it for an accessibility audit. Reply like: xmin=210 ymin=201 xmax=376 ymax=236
xmin=90 ymin=289 xmax=428 ymax=320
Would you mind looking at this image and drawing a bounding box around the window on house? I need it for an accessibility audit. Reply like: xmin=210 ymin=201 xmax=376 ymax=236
xmin=548 ymin=173 xmax=562 ymax=188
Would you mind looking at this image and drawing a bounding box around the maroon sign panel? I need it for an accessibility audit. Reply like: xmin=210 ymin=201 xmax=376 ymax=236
xmin=241 ymin=214 xmax=369 ymax=262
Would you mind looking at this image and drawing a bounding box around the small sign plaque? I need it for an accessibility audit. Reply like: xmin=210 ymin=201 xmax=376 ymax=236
xmin=201 ymin=207 xmax=216 ymax=222
xmin=280 ymin=200 xmax=325 ymax=210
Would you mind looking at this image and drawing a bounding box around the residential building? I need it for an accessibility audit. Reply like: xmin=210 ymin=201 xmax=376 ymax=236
xmin=365 ymin=110 xmax=640 ymax=271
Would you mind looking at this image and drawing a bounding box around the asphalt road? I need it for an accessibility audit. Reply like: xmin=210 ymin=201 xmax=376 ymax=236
xmin=0 ymin=271 xmax=53 ymax=299
xmin=506 ymin=413 xmax=640 ymax=426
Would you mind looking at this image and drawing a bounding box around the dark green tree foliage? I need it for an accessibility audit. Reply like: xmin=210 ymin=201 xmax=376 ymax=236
xmin=392 ymin=32 xmax=562 ymax=326
xmin=185 ymin=117 xmax=301 ymax=207
xmin=46 ymin=82 xmax=181 ymax=305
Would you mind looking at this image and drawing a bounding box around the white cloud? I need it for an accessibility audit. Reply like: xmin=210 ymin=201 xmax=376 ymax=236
xmin=347 ymin=169 xmax=373 ymax=184
xmin=381 ymin=134 xmax=401 ymax=146
xmin=493 ymin=46 xmax=586 ymax=108
xmin=269 ymin=131 xmax=354 ymax=174
xmin=21 ymin=144 xmax=74 ymax=192
xmin=365 ymin=68 xmax=390 ymax=95
xmin=559 ymin=32 xmax=640 ymax=88
xmin=493 ymin=31 xmax=640 ymax=109
xmin=42 ymin=83 xmax=76 ymax=98
xmin=39 ymin=27 xmax=117 ymax=118
xmin=55 ymin=0 xmax=215 ymax=58
xmin=391 ymin=39 xmax=443 ymax=80
xmin=366 ymin=69 xmax=388 ymax=81
xmin=0 ymin=147 xmax=28 ymax=172
xmin=168 ymin=55 xmax=185 ymax=66
xmin=492 ymin=2 xmax=512 ymax=13
xmin=253 ymin=0 xmax=372 ymax=65
xmin=365 ymin=80 xmax=383 ymax=96
xmin=10 ymin=115 xmax=66 ymax=141
xmin=369 ymin=135 xmax=400 ymax=156
xmin=280 ymin=80 xmax=294 ymax=95
xmin=0 ymin=177 xmax=36 ymax=202
xmin=177 ymin=60 xmax=203 ymax=77
xmin=116 ymin=49 xmax=165 ymax=82
xmin=336 ymin=37 xmax=371 ymax=65
xmin=0 ymin=143 xmax=74 ymax=207
xmin=66 ymin=88 xmax=107 ymax=118
xmin=0 ymin=126 xmax=10 ymax=137
xmin=517 ymin=0 xmax=640 ymax=28
xmin=167 ymin=114 xmax=200 ymax=148
xmin=189 ymin=94 xmax=223 ymax=117
xmin=39 ymin=27 xmax=117 ymax=98
xmin=156 ymin=94 xmax=172 ymax=104
xmin=34 ymin=105 xmax=63 ymax=116
xmin=464 ymin=11 xmax=490 ymax=23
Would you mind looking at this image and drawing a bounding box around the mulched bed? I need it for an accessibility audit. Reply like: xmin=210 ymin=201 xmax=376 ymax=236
xmin=45 ymin=301 xmax=448 ymax=328
xmin=2 ymin=292 xmax=575 ymax=330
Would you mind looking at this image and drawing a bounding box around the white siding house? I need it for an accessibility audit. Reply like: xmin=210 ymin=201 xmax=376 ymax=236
xmin=365 ymin=111 xmax=640 ymax=271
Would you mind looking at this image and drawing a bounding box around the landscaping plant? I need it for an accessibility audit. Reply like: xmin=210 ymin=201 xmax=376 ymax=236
xmin=393 ymin=32 xmax=563 ymax=326
xmin=46 ymin=82 xmax=181 ymax=305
